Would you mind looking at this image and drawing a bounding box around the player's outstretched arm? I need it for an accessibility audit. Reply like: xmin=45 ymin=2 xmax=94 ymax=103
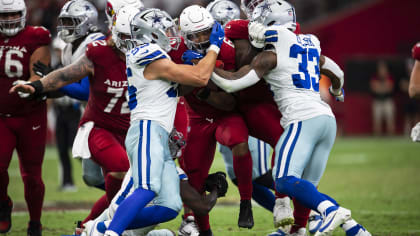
xmin=320 ymin=55 xmax=345 ymax=101
xmin=211 ymin=51 xmax=277 ymax=93
xmin=409 ymin=60 xmax=420 ymax=99
xmin=179 ymin=180 xmax=218 ymax=216
xmin=10 ymin=55 xmax=94 ymax=96
xmin=29 ymin=46 xmax=51 ymax=82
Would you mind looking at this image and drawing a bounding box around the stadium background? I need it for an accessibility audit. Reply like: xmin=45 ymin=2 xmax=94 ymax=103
xmin=6 ymin=0 xmax=420 ymax=235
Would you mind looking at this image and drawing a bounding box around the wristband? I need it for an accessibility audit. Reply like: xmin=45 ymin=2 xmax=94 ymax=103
xmin=207 ymin=45 xmax=220 ymax=55
xmin=196 ymin=87 xmax=211 ymax=101
xmin=28 ymin=80 xmax=44 ymax=96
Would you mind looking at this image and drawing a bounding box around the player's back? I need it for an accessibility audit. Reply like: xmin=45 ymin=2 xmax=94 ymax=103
xmin=0 ymin=26 xmax=51 ymax=116
xmin=264 ymin=25 xmax=333 ymax=127
xmin=81 ymin=39 xmax=130 ymax=134
xmin=126 ymin=43 xmax=178 ymax=133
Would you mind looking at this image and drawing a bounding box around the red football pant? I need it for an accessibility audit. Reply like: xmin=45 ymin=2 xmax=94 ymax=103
xmin=0 ymin=105 xmax=47 ymax=222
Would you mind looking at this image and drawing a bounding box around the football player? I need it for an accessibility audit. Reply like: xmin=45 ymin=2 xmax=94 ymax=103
xmin=84 ymin=7 xmax=224 ymax=236
xmin=211 ymin=1 xmax=370 ymax=235
xmin=0 ymin=0 xmax=51 ymax=235
xmin=409 ymin=42 xmax=420 ymax=98
xmin=178 ymin=5 xmax=255 ymax=231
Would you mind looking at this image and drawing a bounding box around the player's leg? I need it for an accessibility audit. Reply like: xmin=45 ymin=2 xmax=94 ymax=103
xmin=15 ymin=107 xmax=47 ymax=234
xmin=216 ymin=114 xmax=254 ymax=228
xmin=82 ymin=158 xmax=105 ymax=190
xmin=0 ymin=117 xmax=17 ymax=233
xmin=182 ymin=115 xmax=217 ymax=234
xmin=105 ymin=120 xmax=170 ymax=235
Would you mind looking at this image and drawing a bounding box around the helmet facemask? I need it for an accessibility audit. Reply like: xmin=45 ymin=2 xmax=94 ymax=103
xmin=0 ymin=10 xmax=26 ymax=36
xmin=57 ymin=16 xmax=88 ymax=43
xmin=184 ymin=26 xmax=212 ymax=54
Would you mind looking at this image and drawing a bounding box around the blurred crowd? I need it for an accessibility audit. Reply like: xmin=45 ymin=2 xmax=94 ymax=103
xmin=26 ymin=0 xmax=370 ymax=37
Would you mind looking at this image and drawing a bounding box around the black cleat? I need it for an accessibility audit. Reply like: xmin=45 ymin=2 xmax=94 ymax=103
xmin=27 ymin=221 xmax=42 ymax=236
xmin=0 ymin=197 xmax=13 ymax=233
xmin=238 ymin=199 xmax=254 ymax=229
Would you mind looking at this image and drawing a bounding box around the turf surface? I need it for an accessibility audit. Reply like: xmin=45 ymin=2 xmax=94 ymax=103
xmin=5 ymin=137 xmax=420 ymax=235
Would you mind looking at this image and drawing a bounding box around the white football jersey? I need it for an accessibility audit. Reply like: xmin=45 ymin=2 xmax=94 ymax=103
xmin=126 ymin=43 xmax=178 ymax=133
xmin=61 ymin=32 xmax=105 ymax=66
xmin=263 ymin=25 xmax=334 ymax=128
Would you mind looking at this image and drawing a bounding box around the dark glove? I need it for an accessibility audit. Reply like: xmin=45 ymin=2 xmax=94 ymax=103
xmin=168 ymin=128 xmax=186 ymax=158
xmin=33 ymin=61 xmax=53 ymax=78
xmin=182 ymin=50 xmax=204 ymax=65
xmin=205 ymin=171 xmax=228 ymax=197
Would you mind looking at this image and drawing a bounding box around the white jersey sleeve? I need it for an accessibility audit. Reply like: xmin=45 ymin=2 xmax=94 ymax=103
xmin=263 ymin=25 xmax=334 ymax=128
xmin=126 ymin=43 xmax=179 ymax=133
xmin=61 ymin=32 xmax=105 ymax=66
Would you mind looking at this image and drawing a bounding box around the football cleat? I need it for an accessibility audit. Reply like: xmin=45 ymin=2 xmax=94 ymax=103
xmin=238 ymin=199 xmax=254 ymax=229
xmin=83 ymin=220 xmax=106 ymax=236
xmin=290 ymin=228 xmax=307 ymax=236
xmin=345 ymin=224 xmax=371 ymax=236
xmin=0 ymin=197 xmax=12 ymax=233
xmin=308 ymin=210 xmax=322 ymax=234
xmin=74 ymin=220 xmax=84 ymax=235
xmin=314 ymin=207 xmax=351 ymax=236
xmin=178 ymin=215 xmax=199 ymax=236
xmin=273 ymin=197 xmax=294 ymax=228
xmin=27 ymin=221 xmax=42 ymax=236
xmin=267 ymin=228 xmax=288 ymax=236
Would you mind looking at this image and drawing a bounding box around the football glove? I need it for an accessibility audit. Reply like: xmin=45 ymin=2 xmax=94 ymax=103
xmin=329 ymin=87 xmax=345 ymax=102
xmin=33 ymin=61 xmax=53 ymax=78
xmin=169 ymin=128 xmax=186 ymax=158
xmin=182 ymin=50 xmax=204 ymax=65
xmin=205 ymin=171 xmax=228 ymax=197
xmin=248 ymin=21 xmax=266 ymax=49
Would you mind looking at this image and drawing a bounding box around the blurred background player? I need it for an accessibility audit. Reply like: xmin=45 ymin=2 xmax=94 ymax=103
xmin=179 ymin=4 xmax=256 ymax=231
xmin=408 ymin=42 xmax=420 ymax=142
xmin=0 ymin=0 xmax=51 ymax=235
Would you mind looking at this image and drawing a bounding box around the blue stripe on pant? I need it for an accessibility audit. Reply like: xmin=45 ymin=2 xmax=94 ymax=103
xmin=137 ymin=120 xmax=152 ymax=190
xmin=274 ymin=122 xmax=302 ymax=179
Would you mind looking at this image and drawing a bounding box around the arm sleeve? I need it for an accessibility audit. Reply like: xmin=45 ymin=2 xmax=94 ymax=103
xmin=211 ymin=70 xmax=260 ymax=93
xmin=59 ymin=77 xmax=90 ymax=101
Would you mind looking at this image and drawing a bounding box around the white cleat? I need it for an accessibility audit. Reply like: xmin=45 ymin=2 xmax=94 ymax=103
xmin=345 ymin=224 xmax=371 ymax=236
xmin=83 ymin=220 xmax=105 ymax=236
xmin=178 ymin=215 xmax=200 ymax=236
xmin=273 ymin=197 xmax=294 ymax=228
xmin=290 ymin=228 xmax=308 ymax=236
xmin=314 ymin=207 xmax=351 ymax=236
xmin=308 ymin=210 xmax=322 ymax=234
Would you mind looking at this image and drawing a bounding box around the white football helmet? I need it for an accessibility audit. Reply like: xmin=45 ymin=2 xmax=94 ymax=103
xmin=112 ymin=6 xmax=141 ymax=53
xmin=105 ymin=0 xmax=144 ymax=31
xmin=57 ymin=0 xmax=98 ymax=43
xmin=251 ymin=0 xmax=296 ymax=30
xmin=206 ymin=0 xmax=240 ymax=27
xmin=0 ymin=0 xmax=26 ymax=37
xmin=129 ymin=8 xmax=180 ymax=52
xmin=179 ymin=5 xmax=215 ymax=54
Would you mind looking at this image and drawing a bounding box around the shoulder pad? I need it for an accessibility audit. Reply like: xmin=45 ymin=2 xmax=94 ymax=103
xmin=129 ymin=43 xmax=168 ymax=67
xmin=176 ymin=167 xmax=188 ymax=181
xmin=32 ymin=26 xmax=52 ymax=46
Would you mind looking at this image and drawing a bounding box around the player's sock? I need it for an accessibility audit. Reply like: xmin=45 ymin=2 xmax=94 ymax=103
xmin=0 ymin=171 xmax=9 ymax=201
xmin=341 ymin=219 xmax=358 ymax=231
xmin=233 ymin=151 xmax=253 ymax=200
xmin=195 ymin=214 xmax=210 ymax=232
xmin=82 ymin=194 xmax=109 ymax=224
xmin=251 ymin=181 xmax=275 ymax=211
xmin=275 ymin=176 xmax=333 ymax=212
xmin=106 ymin=188 xmax=155 ymax=234
xmin=126 ymin=205 xmax=178 ymax=229
xmin=105 ymin=174 xmax=124 ymax=203
xmin=290 ymin=197 xmax=311 ymax=233
xmin=22 ymin=168 xmax=44 ymax=222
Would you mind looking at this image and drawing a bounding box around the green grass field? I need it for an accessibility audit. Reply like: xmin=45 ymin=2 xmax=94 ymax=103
xmin=4 ymin=137 xmax=420 ymax=236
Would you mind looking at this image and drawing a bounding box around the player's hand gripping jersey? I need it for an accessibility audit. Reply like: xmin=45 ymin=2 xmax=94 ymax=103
xmin=126 ymin=43 xmax=179 ymax=133
xmin=0 ymin=26 xmax=51 ymax=115
xmin=80 ymin=39 xmax=130 ymax=134
xmin=263 ymin=25 xmax=334 ymax=127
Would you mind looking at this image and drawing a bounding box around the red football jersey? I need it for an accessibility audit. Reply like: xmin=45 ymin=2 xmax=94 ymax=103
xmin=0 ymin=26 xmax=51 ymax=116
xmin=80 ymin=40 xmax=130 ymax=134
xmin=225 ymin=19 xmax=250 ymax=40
xmin=412 ymin=42 xmax=420 ymax=60
xmin=169 ymin=37 xmax=236 ymax=118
